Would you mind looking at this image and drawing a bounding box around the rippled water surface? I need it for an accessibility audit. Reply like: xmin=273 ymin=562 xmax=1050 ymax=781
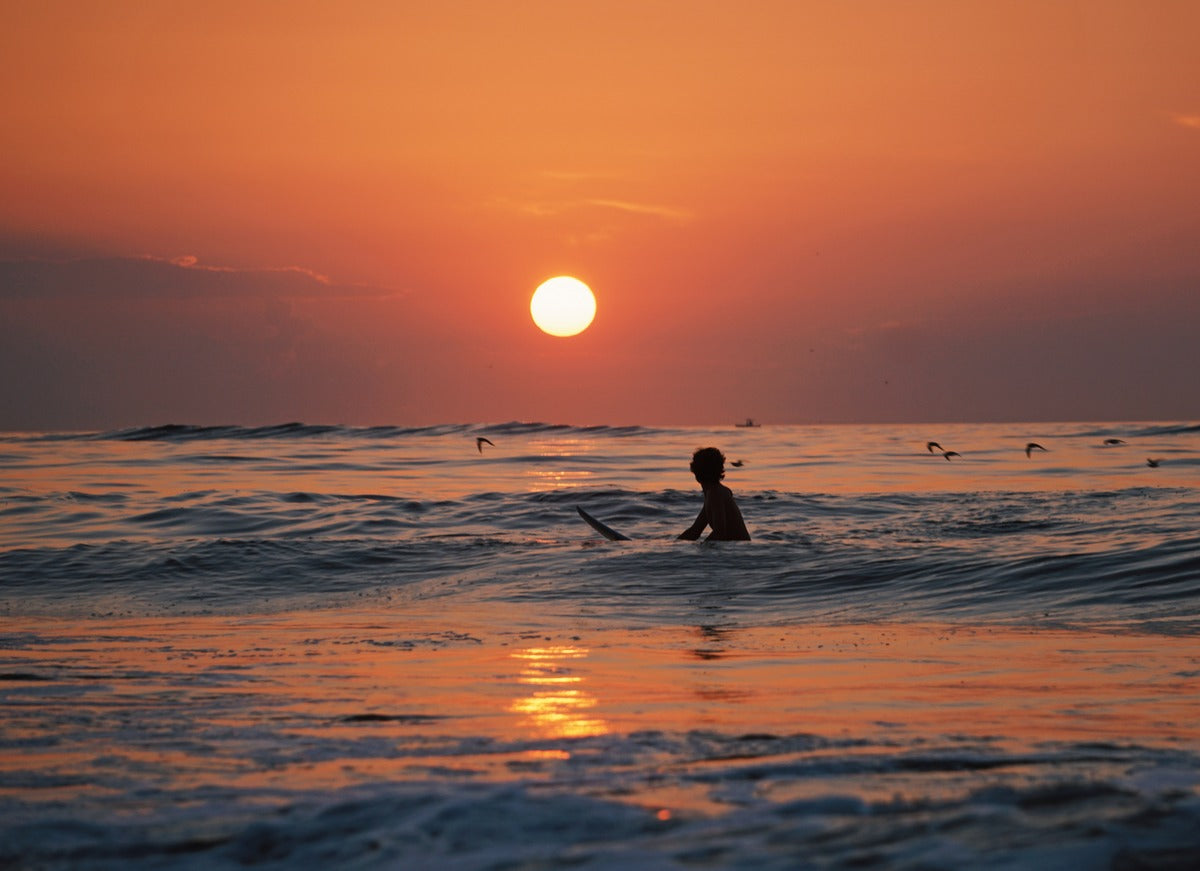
xmin=2 ymin=421 xmax=1199 ymax=868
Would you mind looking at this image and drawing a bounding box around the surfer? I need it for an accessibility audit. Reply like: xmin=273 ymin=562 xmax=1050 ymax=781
xmin=678 ymin=447 xmax=751 ymax=541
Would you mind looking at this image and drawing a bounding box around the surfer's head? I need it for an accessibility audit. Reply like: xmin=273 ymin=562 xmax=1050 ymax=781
xmin=690 ymin=447 xmax=726 ymax=484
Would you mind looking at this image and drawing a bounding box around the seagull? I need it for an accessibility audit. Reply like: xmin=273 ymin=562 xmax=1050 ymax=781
xmin=926 ymin=442 xmax=943 ymax=453
xmin=1146 ymin=458 xmax=1160 ymax=468
xmin=1103 ymin=438 xmax=1126 ymax=446
xmin=476 ymin=437 xmax=494 ymax=453
xmin=942 ymin=451 xmax=961 ymax=461
xmin=1025 ymin=442 xmax=1048 ymax=458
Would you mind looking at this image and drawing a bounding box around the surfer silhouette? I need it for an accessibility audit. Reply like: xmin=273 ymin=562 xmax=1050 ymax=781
xmin=678 ymin=447 xmax=751 ymax=541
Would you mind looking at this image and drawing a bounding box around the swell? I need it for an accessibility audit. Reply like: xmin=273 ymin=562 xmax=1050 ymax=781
xmin=746 ymin=536 xmax=1200 ymax=624
xmin=1063 ymin=422 xmax=1200 ymax=439
xmin=4 ymin=421 xmax=677 ymax=444
xmin=3 ymin=522 xmax=1197 ymax=626
xmin=4 ymin=485 xmax=1195 ymax=548
xmin=12 ymin=419 xmax=1193 ymax=444
xmin=0 ymin=536 xmax=530 ymax=615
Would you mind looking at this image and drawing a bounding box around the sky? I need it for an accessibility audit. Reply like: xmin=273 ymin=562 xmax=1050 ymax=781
xmin=1 ymin=0 xmax=1197 ymax=429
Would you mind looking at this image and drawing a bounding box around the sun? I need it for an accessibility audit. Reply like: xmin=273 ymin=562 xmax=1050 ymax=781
xmin=530 ymin=276 xmax=596 ymax=337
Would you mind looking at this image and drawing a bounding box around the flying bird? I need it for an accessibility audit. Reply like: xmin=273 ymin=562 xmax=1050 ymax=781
xmin=926 ymin=442 xmax=943 ymax=453
xmin=1146 ymin=458 xmax=1160 ymax=468
xmin=942 ymin=451 xmax=961 ymax=461
xmin=1103 ymin=438 xmax=1126 ymax=445
xmin=1025 ymin=443 xmax=1048 ymax=457
xmin=476 ymin=437 xmax=494 ymax=453
xmin=730 ymin=459 xmax=744 ymax=467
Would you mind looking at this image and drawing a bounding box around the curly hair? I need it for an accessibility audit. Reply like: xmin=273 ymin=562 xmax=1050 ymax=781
xmin=689 ymin=447 xmax=726 ymax=483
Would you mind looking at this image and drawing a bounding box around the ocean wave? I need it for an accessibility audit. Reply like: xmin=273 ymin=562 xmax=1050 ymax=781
xmin=1 ymin=734 xmax=1196 ymax=871
xmin=3 ymin=423 xmax=1197 ymax=628
xmin=65 ymin=421 xmax=677 ymax=443
xmin=1063 ymin=422 xmax=1200 ymax=440
xmin=6 ymin=419 xmax=1197 ymax=447
xmin=107 ymin=423 xmax=466 ymax=441
xmin=4 ymin=518 xmax=1198 ymax=627
xmin=4 ymin=484 xmax=1192 ymax=545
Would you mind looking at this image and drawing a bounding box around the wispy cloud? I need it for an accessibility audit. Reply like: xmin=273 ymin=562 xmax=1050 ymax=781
xmin=495 ymin=196 xmax=693 ymax=223
xmin=583 ymin=199 xmax=694 ymax=222
xmin=1172 ymin=113 xmax=1200 ymax=130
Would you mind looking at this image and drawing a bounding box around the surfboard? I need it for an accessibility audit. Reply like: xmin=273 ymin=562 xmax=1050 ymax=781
xmin=576 ymin=506 xmax=631 ymax=541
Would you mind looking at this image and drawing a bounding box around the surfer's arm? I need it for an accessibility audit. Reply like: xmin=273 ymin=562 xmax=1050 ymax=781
xmin=678 ymin=508 xmax=707 ymax=540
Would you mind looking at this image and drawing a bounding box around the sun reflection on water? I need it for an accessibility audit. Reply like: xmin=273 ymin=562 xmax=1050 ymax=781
xmin=523 ymin=468 xmax=594 ymax=491
xmin=509 ymin=645 xmax=608 ymax=739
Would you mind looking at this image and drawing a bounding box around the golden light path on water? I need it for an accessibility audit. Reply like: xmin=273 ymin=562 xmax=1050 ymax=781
xmin=510 ymin=645 xmax=608 ymax=739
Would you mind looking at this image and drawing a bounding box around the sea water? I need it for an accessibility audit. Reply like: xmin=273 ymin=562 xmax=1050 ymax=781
xmin=1 ymin=422 xmax=1198 ymax=869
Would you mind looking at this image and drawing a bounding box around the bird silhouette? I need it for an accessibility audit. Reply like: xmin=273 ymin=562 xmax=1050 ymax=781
xmin=476 ymin=437 xmax=494 ymax=453
xmin=1146 ymin=458 xmax=1160 ymax=468
xmin=1103 ymin=438 xmax=1126 ymax=446
xmin=730 ymin=459 xmax=744 ymax=467
xmin=926 ymin=441 xmax=943 ymax=453
xmin=1025 ymin=442 xmax=1048 ymax=458
xmin=942 ymin=451 xmax=961 ymax=461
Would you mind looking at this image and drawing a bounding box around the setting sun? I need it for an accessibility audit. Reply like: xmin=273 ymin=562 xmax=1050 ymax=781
xmin=530 ymin=276 xmax=596 ymax=337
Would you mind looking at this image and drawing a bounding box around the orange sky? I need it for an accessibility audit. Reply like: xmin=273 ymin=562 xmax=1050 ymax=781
xmin=1 ymin=1 xmax=1198 ymax=428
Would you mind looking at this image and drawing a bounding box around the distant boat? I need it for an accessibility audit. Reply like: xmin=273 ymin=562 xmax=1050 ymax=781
xmin=735 ymin=418 xmax=761 ymax=428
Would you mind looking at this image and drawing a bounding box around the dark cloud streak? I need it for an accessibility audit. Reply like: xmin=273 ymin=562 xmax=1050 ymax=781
xmin=0 ymin=256 xmax=430 ymax=430
xmin=0 ymin=255 xmax=399 ymax=301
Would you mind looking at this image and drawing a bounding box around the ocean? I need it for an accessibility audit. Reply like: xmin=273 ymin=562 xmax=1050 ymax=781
xmin=2 ymin=421 xmax=1198 ymax=869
